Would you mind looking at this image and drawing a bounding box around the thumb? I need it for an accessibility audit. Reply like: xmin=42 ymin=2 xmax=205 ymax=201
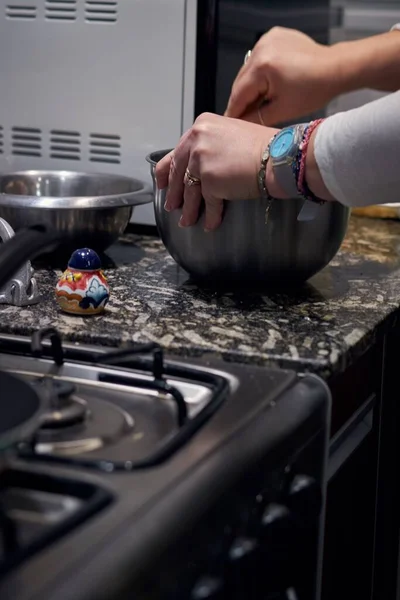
xmin=203 ymin=195 xmax=224 ymax=232
xmin=225 ymin=71 xmax=262 ymax=119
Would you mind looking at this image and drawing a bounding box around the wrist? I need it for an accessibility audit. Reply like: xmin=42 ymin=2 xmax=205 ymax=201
xmin=330 ymin=30 xmax=400 ymax=94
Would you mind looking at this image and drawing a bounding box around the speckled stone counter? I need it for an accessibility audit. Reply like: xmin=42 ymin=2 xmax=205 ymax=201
xmin=1 ymin=215 xmax=400 ymax=378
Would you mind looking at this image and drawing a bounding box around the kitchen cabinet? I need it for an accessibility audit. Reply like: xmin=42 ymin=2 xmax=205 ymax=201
xmin=322 ymin=336 xmax=400 ymax=599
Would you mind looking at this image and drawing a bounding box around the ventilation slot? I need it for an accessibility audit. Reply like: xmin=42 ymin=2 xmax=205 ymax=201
xmin=85 ymin=1 xmax=117 ymax=23
xmin=45 ymin=0 xmax=76 ymax=21
xmin=12 ymin=127 xmax=42 ymax=157
xmin=6 ymin=4 xmax=37 ymax=19
xmin=90 ymin=133 xmax=121 ymax=164
xmin=0 ymin=127 xmax=3 ymax=155
xmin=50 ymin=130 xmax=81 ymax=161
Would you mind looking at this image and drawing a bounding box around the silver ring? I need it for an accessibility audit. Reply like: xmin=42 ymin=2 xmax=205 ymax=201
xmin=184 ymin=168 xmax=201 ymax=187
xmin=244 ymin=49 xmax=252 ymax=65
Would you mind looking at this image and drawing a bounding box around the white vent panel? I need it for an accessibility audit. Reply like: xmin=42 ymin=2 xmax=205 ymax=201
xmin=0 ymin=0 xmax=195 ymax=225
xmin=5 ymin=3 xmax=36 ymax=19
xmin=45 ymin=0 xmax=77 ymax=22
xmin=12 ymin=126 xmax=42 ymax=157
xmin=50 ymin=129 xmax=81 ymax=161
xmin=89 ymin=133 xmax=121 ymax=164
xmin=84 ymin=1 xmax=117 ymax=23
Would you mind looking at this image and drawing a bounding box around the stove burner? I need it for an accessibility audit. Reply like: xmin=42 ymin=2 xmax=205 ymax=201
xmin=32 ymin=393 xmax=135 ymax=457
xmin=52 ymin=381 xmax=75 ymax=399
xmin=39 ymin=380 xmax=88 ymax=430
xmin=40 ymin=397 xmax=88 ymax=430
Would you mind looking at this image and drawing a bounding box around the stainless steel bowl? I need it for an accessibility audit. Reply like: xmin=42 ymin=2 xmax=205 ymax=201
xmin=147 ymin=149 xmax=351 ymax=285
xmin=0 ymin=170 xmax=152 ymax=252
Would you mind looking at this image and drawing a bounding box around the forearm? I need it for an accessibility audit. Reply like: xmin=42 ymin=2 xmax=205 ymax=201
xmin=331 ymin=28 xmax=400 ymax=95
xmin=305 ymin=91 xmax=400 ymax=207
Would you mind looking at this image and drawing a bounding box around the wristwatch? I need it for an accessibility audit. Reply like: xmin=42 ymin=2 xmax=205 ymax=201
xmin=269 ymin=123 xmax=307 ymax=198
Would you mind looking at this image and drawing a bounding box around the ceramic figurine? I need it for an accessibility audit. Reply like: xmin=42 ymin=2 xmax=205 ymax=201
xmin=55 ymin=248 xmax=110 ymax=315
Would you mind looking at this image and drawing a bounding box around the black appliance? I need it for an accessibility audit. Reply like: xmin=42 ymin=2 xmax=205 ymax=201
xmin=0 ymin=328 xmax=330 ymax=600
xmin=196 ymin=0 xmax=338 ymax=118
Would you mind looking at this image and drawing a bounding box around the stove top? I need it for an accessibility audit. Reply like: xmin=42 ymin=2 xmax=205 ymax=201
xmin=0 ymin=328 xmax=329 ymax=600
xmin=0 ymin=330 xmax=231 ymax=470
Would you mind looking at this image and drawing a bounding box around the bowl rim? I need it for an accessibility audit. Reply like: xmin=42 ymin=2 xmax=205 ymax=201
xmin=0 ymin=170 xmax=153 ymax=209
xmin=145 ymin=149 xmax=173 ymax=166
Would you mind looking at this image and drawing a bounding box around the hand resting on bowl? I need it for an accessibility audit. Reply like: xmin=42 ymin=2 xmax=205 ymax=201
xmin=155 ymin=113 xmax=280 ymax=232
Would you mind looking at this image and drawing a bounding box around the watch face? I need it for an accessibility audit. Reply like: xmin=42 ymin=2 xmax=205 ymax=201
xmin=270 ymin=128 xmax=296 ymax=159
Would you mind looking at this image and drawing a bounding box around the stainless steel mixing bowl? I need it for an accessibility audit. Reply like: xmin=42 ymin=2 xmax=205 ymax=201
xmin=0 ymin=170 xmax=152 ymax=252
xmin=147 ymin=149 xmax=351 ymax=285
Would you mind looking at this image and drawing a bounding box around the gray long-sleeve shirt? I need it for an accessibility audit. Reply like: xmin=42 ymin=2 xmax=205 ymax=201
xmin=314 ymin=24 xmax=400 ymax=207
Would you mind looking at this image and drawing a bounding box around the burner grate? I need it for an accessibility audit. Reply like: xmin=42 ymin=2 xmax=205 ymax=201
xmin=0 ymin=470 xmax=111 ymax=576
xmin=4 ymin=327 xmax=230 ymax=472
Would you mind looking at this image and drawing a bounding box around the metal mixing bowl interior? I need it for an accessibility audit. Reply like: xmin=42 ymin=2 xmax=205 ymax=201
xmin=0 ymin=170 xmax=151 ymax=208
xmin=0 ymin=170 xmax=152 ymax=255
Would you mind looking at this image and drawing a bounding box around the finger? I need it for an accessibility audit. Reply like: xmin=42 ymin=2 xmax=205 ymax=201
xmin=223 ymin=59 xmax=253 ymax=117
xmin=203 ymin=195 xmax=224 ymax=232
xmin=180 ymin=179 xmax=202 ymax=227
xmin=229 ymin=61 xmax=248 ymax=87
xmin=155 ymin=151 xmax=173 ymax=189
xmin=225 ymin=69 xmax=265 ymax=119
xmin=165 ymin=134 xmax=191 ymax=211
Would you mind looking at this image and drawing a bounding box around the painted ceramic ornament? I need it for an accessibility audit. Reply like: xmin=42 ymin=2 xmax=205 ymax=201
xmin=55 ymin=248 xmax=110 ymax=315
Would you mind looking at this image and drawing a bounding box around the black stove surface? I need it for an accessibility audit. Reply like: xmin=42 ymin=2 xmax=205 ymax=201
xmin=0 ymin=330 xmax=329 ymax=600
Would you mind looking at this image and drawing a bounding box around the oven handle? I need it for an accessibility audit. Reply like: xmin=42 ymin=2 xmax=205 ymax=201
xmin=328 ymin=394 xmax=375 ymax=481
xmin=0 ymin=225 xmax=60 ymax=291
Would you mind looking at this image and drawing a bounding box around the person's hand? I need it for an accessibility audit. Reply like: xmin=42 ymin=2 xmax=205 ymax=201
xmin=155 ymin=113 xmax=279 ymax=231
xmin=225 ymin=27 xmax=341 ymax=125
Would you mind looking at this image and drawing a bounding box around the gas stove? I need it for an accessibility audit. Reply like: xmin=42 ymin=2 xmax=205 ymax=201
xmin=0 ymin=328 xmax=330 ymax=600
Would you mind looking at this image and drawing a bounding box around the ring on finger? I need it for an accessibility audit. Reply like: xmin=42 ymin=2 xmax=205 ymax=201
xmin=244 ymin=49 xmax=252 ymax=64
xmin=184 ymin=167 xmax=201 ymax=187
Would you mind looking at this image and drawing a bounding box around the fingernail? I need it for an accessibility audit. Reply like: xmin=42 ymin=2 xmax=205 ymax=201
xmin=164 ymin=200 xmax=171 ymax=212
xmin=179 ymin=216 xmax=187 ymax=227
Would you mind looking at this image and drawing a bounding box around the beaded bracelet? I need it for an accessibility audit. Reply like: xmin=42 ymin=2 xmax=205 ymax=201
xmin=296 ymin=119 xmax=325 ymax=204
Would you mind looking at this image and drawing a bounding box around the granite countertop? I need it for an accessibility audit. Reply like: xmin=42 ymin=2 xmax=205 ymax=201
xmin=1 ymin=215 xmax=400 ymax=378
